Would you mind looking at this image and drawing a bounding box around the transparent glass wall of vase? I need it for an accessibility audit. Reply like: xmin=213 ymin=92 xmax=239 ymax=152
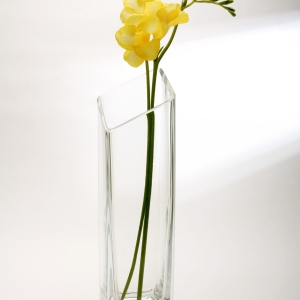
xmin=97 ymin=69 xmax=176 ymax=300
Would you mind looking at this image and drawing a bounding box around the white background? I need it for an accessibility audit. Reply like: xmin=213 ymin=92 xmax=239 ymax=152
xmin=1 ymin=0 xmax=300 ymax=299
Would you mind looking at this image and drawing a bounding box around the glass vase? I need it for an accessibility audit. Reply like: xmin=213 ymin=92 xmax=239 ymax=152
xmin=97 ymin=69 xmax=175 ymax=300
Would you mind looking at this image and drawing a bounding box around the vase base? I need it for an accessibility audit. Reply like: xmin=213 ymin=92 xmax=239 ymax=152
xmin=115 ymin=288 xmax=167 ymax=300
xmin=121 ymin=296 xmax=167 ymax=300
xmin=101 ymin=287 xmax=168 ymax=300
xmin=120 ymin=289 xmax=160 ymax=300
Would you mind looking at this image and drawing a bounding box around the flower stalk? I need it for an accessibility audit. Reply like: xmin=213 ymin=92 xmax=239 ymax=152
xmin=115 ymin=0 xmax=236 ymax=298
xmin=120 ymin=61 xmax=158 ymax=300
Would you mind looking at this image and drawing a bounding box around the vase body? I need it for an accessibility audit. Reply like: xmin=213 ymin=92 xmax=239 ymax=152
xmin=97 ymin=69 xmax=175 ymax=300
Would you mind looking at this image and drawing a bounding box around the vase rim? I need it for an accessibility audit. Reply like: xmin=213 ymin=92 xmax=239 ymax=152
xmin=97 ymin=68 xmax=175 ymax=132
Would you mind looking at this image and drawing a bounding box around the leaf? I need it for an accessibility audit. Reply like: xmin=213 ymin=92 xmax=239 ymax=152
xmin=225 ymin=6 xmax=235 ymax=12
xmin=181 ymin=0 xmax=188 ymax=6
xmin=218 ymin=0 xmax=233 ymax=5
xmin=225 ymin=7 xmax=236 ymax=16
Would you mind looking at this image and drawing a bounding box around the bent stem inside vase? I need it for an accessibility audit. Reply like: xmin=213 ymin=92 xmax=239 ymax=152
xmin=121 ymin=60 xmax=158 ymax=300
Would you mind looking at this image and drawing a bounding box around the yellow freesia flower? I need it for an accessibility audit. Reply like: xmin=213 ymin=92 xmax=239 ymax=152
xmin=121 ymin=1 xmax=189 ymax=39
xmin=121 ymin=0 xmax=154 ymax=23
xmin=144 ymin=2 xmax=189 ymax=38
xmin=115 ymin=21 xmax=161 ymax=67
xmin=116 ymin=0 xmax=189 ymax=67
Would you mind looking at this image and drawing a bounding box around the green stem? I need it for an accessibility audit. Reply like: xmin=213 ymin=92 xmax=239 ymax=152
xmin=182 ymin=0 xmax=195 ymax=9
xmin=146 ymin=61 xmax=151 ymax=110
xmin=183 ymin=0 xmax=236 ymax=16
xmin=122 ymin=22 xmax=180 ymax=299
xmin=157 ymin=26 xmax=178 ymax=64
xmin=120 ymin=0 xmax=235 ymax=295
xmin=150 ymin=60 xmax=159 ymax=108
xmin=119 ymin=61 xmax=155 ymax=300
xmin=137 ymin=23 xmax=179 ymax=300
xmin=137 ymin=110 xmax=155 ymax=299
xmin=137 ymin=59 xmax=158 ymax=299
xmin=120 ymin=202 xmax=146 ymax=300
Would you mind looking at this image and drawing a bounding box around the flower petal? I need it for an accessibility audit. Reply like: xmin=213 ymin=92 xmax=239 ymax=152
xmin=137 ymin=17 xmax=161 ymax=34
xmin=125 ymin=14 xmax=146 ymax=26
xmin=167 ymin=9 xmax=179 ymax=23
xmin=169 ymin=11 xmax=189 ymax=27
xmin=134 ymin=39 xmax=160 ymax=61
xmin=123 ymin=0 xmax=154 ymax=13
xmin=120 ymin=7 xmax=135 ymax=23
xmin=156 ymin=4 xmax=189 ymax=35
xmin=124 ymin=50 xmax=144 ymax=67
xmin=144 ymin=1 xmax=164 ymax=17
xmin=123 ymin=0 xmax=140 ymax=12
xmin=115 ymin=25 xmax=137 ymax=50
xmin=156 ymin=8 xmax=168 ymax=23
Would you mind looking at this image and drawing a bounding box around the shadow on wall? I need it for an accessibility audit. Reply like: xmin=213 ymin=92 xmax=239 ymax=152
xmin=175 ymin=137 xmax=300 ymax=300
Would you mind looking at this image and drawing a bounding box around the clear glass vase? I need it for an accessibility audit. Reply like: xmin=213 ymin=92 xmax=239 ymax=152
xmin=97 ymin=69 xmax=175 ymax=300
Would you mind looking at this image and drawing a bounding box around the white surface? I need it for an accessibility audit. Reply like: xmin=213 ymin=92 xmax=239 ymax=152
xmin=1 ymin=1 xmax=300 ymax=299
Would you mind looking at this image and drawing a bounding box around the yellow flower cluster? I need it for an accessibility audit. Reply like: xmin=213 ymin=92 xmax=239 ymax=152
xmin=116 ymin=0 xmax=189 ymax=67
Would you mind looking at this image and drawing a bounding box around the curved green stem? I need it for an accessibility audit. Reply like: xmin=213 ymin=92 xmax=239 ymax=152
xmin=120 ymin=17 xmax=180 ymax=299
xmin=137 ymin=60 xmax=158 ymax=300
xmin=120 ymin=61 xmax=156 ymax=300
xmin=182 ymin=0 xmax=195 ymax=9
xmin=136 ymin=25 xmax=179 ymax=300
xmin=120 ymin=0 xmax=235 ymax=297
xmin=121 ymin=14 xmax=180 ymax=300
xmin=182 ymin=0 xmax=236 ymax=16
xmin=150 ymin=60 xmax=159 ymax=108
xmin=157 ymin=25 xmax=178 ymax=64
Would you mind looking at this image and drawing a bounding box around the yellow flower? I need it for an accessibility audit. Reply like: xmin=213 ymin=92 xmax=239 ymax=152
xmin=120 ymin=0 xmax=154 ymax=23
xmin=121 ymin=1 xmax=189 ymax=39
xmin=116 ymin=0 xmax=189 ymax=67
xmin=144 ymin=2 xmax=189 ymax=38
xmin=115 ymin=21 xmax=161 ymax=67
